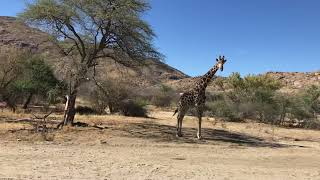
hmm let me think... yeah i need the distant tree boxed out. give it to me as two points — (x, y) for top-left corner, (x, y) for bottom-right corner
(20, 0), (162, 126)
(0, 48), (62, 111)
(303, 85), (320, 116)
(0, 48), (25, 111)
(13, 56), (60, 109)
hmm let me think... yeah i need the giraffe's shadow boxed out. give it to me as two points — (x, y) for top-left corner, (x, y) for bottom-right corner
(120, 121), (300, 148)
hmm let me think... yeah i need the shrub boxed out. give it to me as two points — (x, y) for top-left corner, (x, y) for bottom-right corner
(151, 84), (176, 107)
(90, 78), (149, 117)
(0, 48), (26, 111)
(90, 79), (131, 114)
(12, 55), (61, 109)
(119, 99), (148, 117)
(206, 73), (283, 123)
(206, 100), (240, 121)
(0, 49), (63, 110)
(302, 119), (320, 129)
(282, 85), (320, 129)
(75, 106), (98, 115)
(209, 73), (320, 129)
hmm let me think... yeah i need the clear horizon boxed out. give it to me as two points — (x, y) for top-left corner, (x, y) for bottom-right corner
(1, 0), (320, 77)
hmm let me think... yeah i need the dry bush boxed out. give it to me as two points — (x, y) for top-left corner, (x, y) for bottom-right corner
(90, 79), (131, 114)
(75, 106), (98, 115)
(119, 99), (148, 117)
(0, 48), (25, 111)
(150, 84), (178, 107)
(90, 79), (148, 117)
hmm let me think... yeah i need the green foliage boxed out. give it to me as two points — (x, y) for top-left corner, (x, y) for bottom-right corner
(207, 73), (320, 129)
(226, 72), (282, 104)
(215, 73), (282, 122)
(13, 56), (63, 109)
(19, 0), (162, 65)
(0, 49), (63, 110)
(20, 0), (161, 122)
(303, 85), (320, 114)
(285, 86), (320, 128)
(13, 56), (59, 96)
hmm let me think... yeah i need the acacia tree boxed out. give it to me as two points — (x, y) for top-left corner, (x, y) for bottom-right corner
(20, 0), (162, 126)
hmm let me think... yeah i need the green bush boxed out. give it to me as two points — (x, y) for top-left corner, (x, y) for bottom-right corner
(0, 49), (63, 111)
(207, 73), (320, 129)
(214, 72), (282, 123)
(283, 85), (320, 128)
(12, 56), (62, 109)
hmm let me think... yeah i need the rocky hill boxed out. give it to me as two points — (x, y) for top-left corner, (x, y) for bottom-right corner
(266, 71), (320, 92)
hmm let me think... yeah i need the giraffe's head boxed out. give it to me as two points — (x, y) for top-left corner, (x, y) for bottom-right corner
(216, 55), (227, 71)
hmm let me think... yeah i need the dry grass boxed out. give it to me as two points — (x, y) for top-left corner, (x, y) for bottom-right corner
(1, 109), (320, 145)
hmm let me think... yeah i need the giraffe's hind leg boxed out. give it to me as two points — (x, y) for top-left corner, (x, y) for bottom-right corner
(176, 113), (181, 137)
(176, 108), (187, 137)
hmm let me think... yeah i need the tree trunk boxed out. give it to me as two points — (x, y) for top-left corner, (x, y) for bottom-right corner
(23, 93), (33, 109)
(279, 106), (286, 126)
(63, 94), (77, 126)
(57, 63), (87, 128)
(108, 102), (114, 114)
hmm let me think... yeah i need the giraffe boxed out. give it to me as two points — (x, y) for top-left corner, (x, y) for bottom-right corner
(173, 55), (227, 139)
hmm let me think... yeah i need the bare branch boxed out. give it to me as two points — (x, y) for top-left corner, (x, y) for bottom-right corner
(65, 24), (87, 60)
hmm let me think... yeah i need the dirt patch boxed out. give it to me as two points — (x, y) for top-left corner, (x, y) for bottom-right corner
(1, 111), (320, 179)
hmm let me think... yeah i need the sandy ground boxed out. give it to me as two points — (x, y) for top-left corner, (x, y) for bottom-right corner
(1, 110), (320, 180)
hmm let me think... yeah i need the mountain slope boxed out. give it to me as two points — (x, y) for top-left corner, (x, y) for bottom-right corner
(0, 16), (188, 88)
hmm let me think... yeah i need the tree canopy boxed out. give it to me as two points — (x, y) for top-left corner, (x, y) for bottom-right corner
(20, 0), (162, 67)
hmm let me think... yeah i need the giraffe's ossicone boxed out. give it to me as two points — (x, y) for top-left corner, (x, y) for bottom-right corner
(173, 55), (227, 139)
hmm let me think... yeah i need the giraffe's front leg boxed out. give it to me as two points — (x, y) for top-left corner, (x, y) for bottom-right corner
(197, 117), (202, 140)
(196, 105), (204, 140)
(176, 114), (181, 137)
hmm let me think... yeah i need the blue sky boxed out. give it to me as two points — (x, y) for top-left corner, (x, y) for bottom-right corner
(1, 0), (320, 77)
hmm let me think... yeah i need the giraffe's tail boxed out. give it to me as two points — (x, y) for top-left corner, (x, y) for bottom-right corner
(173, 108), (178, 116)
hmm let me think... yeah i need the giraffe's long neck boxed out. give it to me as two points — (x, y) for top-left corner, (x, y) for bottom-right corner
(194, 64), (219, 92)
